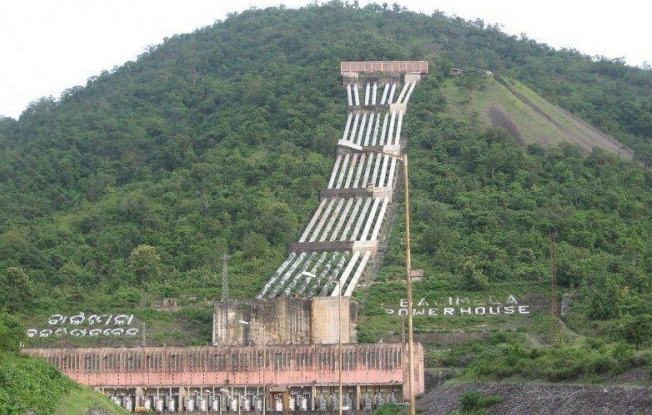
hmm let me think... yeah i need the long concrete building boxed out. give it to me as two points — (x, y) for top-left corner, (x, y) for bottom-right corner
(26, 61), (429, 413)
(27, 342), (423, 412)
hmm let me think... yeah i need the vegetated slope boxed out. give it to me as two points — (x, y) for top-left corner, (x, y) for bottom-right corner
(0, 3), (650, 412)
(53, 386), (129, 415)
(443, 74), (633, 158)
(0, 1), (649, 354)
(0, 351), (127, 415)
(0, 314), (128, 415)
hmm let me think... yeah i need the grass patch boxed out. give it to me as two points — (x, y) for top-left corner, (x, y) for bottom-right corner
(55, 386), (130, 415)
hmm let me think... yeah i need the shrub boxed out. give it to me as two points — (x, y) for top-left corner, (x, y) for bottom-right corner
(357, 327), (379, 343)
(460, 389), (503, 414)
(373, 403), (406, 415)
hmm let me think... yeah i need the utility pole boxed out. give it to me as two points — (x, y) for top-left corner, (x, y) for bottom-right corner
(338, 141), (417, 414)
(403, 154), (416, 415)
(222, 250), (229, 302)
(338, 280), (343, 415)
(222, 250), (230, 345)
(550, 232), (561, 347)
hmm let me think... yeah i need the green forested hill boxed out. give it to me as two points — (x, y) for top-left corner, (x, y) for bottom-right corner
(0, 1), (651, 357)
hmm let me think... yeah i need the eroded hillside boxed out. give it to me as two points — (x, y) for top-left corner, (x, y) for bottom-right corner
(443, 73), (633, 158)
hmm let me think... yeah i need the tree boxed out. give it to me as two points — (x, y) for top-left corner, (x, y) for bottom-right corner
(0, 313), (23, 352)
(242, 232), (270, 259)
(634, 142), (652, 168)
(128, 244), (162, 284)
(0, 267), (33, 312)
(462, 259), (488, 291)
(620, 314), (652, 349)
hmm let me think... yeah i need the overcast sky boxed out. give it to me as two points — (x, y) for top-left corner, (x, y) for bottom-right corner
(1, 0), (650, 119)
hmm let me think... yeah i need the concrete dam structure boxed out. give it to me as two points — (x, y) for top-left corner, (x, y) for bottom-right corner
(25, 61), (429, 413)
(28, 343), (423, 413)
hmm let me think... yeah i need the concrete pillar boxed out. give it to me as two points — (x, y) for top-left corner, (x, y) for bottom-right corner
(356, 385), (361, 410)
(179, 386), (185, 412)
(404, 73), (422, 83)
(135, 387), (143, 408)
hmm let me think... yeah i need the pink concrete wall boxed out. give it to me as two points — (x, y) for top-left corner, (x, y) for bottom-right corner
(25, 343), (424, 395)
(340, 61), (429, 74)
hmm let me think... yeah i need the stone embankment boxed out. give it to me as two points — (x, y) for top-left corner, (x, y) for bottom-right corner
(418, 383), (652, 415)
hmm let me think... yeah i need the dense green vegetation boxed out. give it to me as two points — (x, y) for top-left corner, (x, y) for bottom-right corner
(0, 314), (67, 414)
(0, 314), (129, 415)
(0, 0), (651, 394)
(438, 332), (648, 383)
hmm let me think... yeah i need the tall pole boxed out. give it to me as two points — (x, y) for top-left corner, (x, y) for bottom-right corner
(550, 232), (560, 347)
(222, 251), (229, 345)
(403, 154), (416, 415)
(222, 251), (229, 302)
(262, 326), (266, 415)
(338, 280), (343, 415)
(333, 135), (416, 412)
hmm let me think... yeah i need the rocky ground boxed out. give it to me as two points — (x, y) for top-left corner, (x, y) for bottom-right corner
(418, 382), (652, 415)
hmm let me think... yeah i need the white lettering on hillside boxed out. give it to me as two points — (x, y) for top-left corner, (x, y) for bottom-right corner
(385, 295), (530, 317)
(27, 313), (139, 338)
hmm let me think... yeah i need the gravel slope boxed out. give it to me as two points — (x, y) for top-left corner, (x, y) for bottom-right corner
(418, 383), (652, 415)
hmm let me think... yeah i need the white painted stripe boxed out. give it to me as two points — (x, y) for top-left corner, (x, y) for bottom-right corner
(370, 198), (390, 241)
(379, 113), (389, 145)
(344, 251), (372, 297)
(380, 82), (389, 105)
(388, 83), (397, 104)
(371, 113), (381, 146)
(335, 153), (350, 189)
(353, 83), (360, 106)
(269, 252), (307, 298)
(258, 252), (296, 298)
(356, 113), (368, 146)
(350, 198), (373, 241)
(349, 113), (360, 141)
(352, 153), (366, 188)
(363, 113), (374, 146)
(342, 112), (353, 141)
(346, 84), (353, 106)
(396, 82), (410, 103)
(320, 198), (345, 241)
(386, 157), (398, 188)
(403, 81), (417, 104)
(309, 198), (337, 242)
(332, 251), (361, 296)
(282, 252), (318, 297)
(378, 154), (390, 188)
(364, 82), (370, 106)
(387, 111), (397, 145)
(295, 252), (328, 296)
(343, 153), (358, 189)
(340, 198), (363, 241)
(321, 252), (350, 296)
(299, 199), (328, 242)
(361, 152), (374, 188)
(330, 198), (355, 241)
(327, 154), (343, 189)
(370, 151), (382, 187)
(394, 111), (404, 146)
(360, 197), (382, 241)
